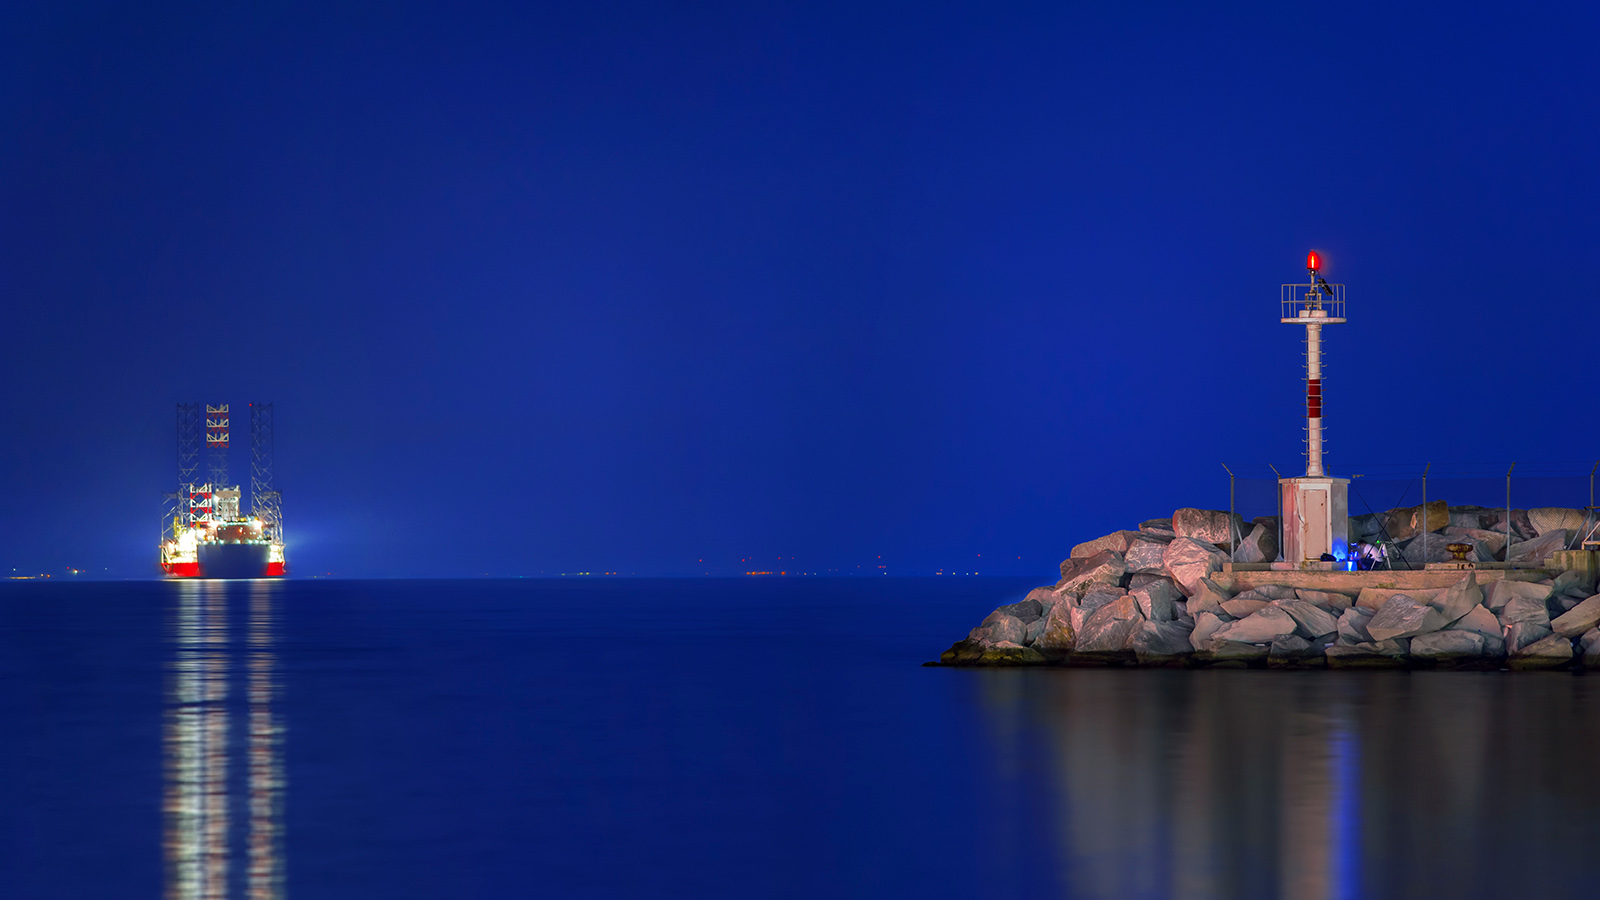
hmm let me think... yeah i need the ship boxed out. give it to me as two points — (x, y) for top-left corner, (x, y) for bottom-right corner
(160, 402), (286, 578)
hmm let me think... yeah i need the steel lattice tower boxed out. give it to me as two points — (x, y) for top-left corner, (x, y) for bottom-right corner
(205, 403), (230, 487)
(165, 403), (203, 540)
(177, 403), (201, 486)
(250, 402), (283, 544)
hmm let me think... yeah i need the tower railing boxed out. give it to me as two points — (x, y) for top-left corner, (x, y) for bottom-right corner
(1279, 282), (1346, 321)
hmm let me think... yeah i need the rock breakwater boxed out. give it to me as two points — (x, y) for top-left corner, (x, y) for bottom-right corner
(937, 505), (1600, 670)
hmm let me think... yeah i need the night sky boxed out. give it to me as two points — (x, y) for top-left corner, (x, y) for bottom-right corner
(4, 1), (1599, 578)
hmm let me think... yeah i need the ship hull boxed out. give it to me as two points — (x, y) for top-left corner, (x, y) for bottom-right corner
(163, 543), (280, 578)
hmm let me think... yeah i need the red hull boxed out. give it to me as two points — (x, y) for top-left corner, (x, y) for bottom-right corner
(161, 556), (285, 578)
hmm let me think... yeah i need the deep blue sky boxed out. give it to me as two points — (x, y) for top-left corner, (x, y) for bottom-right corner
(4, 1), (1599, 578)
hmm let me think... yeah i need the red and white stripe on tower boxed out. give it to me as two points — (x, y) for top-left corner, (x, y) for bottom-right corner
(1281, 252), (1346, 477)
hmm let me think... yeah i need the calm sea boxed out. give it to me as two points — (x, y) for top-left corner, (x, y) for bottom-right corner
(2, 577), (1596, 899)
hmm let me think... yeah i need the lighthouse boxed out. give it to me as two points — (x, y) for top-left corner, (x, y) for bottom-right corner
(1277, 252), (1351, 567)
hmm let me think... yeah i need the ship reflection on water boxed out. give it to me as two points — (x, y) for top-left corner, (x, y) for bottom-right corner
(975, 669), (1600, 899)
(165, 580), (284, 900)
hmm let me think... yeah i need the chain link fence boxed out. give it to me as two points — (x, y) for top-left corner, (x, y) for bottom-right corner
(1221, 461), (1600, 568)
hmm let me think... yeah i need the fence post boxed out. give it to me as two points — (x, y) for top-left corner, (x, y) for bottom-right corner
(1421, 462), (1431, 564)
(1221, 463), (1236, 563)
(1268, 463), (1283, 563)
(1505, 462), (1517, 562)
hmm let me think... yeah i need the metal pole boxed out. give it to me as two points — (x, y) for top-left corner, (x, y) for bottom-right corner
(1506, 462), (1517, 562)
(1222, 463), (1236, 563)
(1268, 463), (1283, 562)
(1421, 462), (1430, 563)
(1577, 460), (1599, 552)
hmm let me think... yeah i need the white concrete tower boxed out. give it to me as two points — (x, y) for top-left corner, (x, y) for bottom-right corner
(1277, 252), (1351, 566)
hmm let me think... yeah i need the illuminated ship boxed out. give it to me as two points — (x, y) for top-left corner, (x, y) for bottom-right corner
(160, 402), (286, 578)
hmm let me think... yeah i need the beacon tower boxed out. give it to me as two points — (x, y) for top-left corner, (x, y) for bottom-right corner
(1278, 253), (1350, 566)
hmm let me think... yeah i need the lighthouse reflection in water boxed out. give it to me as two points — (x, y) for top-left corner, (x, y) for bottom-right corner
(164, 580), (284, 900)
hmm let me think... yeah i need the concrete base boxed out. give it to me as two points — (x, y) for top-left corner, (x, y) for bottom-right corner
(1547, 550), (1598, 592)
(1268, 560), (1343, 571)
(1213, 564), (1554, 594)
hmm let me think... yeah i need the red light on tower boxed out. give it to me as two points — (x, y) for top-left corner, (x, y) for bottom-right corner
(1306, 251), (1320, 272)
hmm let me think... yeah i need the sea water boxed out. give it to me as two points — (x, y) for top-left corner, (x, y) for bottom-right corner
(1, 578), (1596, 899)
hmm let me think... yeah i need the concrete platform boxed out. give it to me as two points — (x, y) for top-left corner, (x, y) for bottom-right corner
(1214, 562), (1556, 594)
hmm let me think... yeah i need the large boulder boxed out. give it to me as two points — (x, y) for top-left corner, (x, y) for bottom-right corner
(1482, 509), (1536, 541)
(1444, 526), (1507, 557)
(1163, 538), (1228, 597)
(977, 641), (1047, 665)
(1506, 621), (1553, 654)
(1057, 550), (1127, 594)
(1411, 631), (1488, 659)
(1187, 577), (1232, 617)
(1500, 596), (1551, 629)
(1337, 607), (1374, 644)
(1190, 612), (1230, 651)
(1581, 628), (1600, 667)
(1528, 507), (1587, 537)
(1348, 513), (1382, 542)
(1221, 596), (1270, 619)
(1215, 606), (1298, 644)
(1485, 579), (1550, 613)
(1268, 635), (1326, 667)
(1431, 572), (1484, 625)
(1277, 600), (1339, 639)
(1139, 518), (1176, 538)
(1551, 570), (1591, 600)
(994, 597), (1042, 623)
(1506, 529), (1569, 564)
(1172, 508), (1246, 546)
(1401, 533), (1476, 565)
(1367, 595), (1446, 642)
(1033, 601), (1076, 653)
(1022, 586), (1059, 613)
(1327, 639), (1409, 665)
(1024, 617), (1047, 645)
(1123, 536), (1171, 574)
(1071, 586), (1126, 637)
(1296, 589), (1353, 613)
(1208, 641), (1270, 662)
(1071, 530), (1145, 559)
(970, 612), (1026, 646)
(1076, 595), (1145, 652)
(1447, 605), (1504, 642)
(1132, 620), (1195, 663)
(1552, 595), (1600, 637)
(1131, 577), (1183, 622)
(1508, 633), (1574, 670)
(1384, 499), (1449, 541)
(1241, 584), (1298, 601)
(1235, 523), (1279, 563)
(1449, 506), (1496, 530)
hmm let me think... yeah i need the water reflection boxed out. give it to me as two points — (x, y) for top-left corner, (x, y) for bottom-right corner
(976, 670), (1600, 900)
(165, 580), (284, 900)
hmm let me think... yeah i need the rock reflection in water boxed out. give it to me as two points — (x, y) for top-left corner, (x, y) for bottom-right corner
(975, 670), (1600, 900)
(165, 581), (284, 900)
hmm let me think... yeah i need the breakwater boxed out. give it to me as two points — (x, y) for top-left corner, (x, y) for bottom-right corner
(937, 506), (1600, 669)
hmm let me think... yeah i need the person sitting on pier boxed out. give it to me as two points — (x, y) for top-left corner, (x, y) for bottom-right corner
(1354, 539), (1388, 570)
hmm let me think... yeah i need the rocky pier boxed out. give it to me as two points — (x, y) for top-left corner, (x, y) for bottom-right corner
(936, 505), (1600, 670)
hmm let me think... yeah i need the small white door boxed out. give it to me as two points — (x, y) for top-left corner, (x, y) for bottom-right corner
(1306, 490), (1328, 559)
